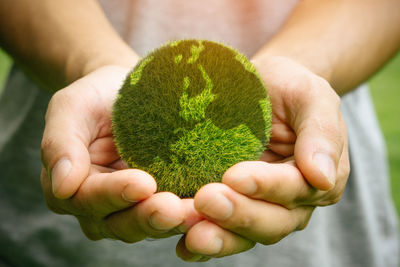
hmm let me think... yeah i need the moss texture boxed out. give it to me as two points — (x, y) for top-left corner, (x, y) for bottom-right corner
(112, 40), (272, 197)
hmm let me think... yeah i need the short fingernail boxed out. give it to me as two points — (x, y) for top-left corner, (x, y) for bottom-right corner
(199, 193), (233, 221)
(206, 236), (223, 255)
(149, 212), (181, 231)
(121, 184), (139, 203)
(51, 157), (72, 194)
(230, 175), (257, 195)
(313, 152), (336, 186)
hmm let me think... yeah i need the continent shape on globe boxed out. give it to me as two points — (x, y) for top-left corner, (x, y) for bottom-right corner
(112, 39), (272, 197)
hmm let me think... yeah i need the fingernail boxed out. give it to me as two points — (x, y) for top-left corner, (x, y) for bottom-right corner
(206, 236), (223, 255)
(230, 175), (257, 195)
(313, 152), (336, 186)
(199, 193), (233, 221)
(51, 157), (72, 194)
(121, 184), (139, 203)
(149, 212), (181, 231)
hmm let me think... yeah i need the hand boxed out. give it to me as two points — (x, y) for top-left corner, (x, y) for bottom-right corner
(176, 56), (350, 261)
(40, 65), (202, 242)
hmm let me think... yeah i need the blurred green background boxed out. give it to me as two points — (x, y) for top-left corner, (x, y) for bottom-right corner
(0, 48), (399, 218)
(369, 53), (400, 217)
(0, 49), (10, 87)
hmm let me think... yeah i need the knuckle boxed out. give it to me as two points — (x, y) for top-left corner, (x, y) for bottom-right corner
(295, 207), (314, 231)
(70, 190), (93, 216)
(48, 88), (79, 115)
(281, 77), (311, 106)
(40, 136), (56, 156)
(42, 189), (70, 215)
(230, 214), (255, 233)
(328, 189), (344, 205)
(78, 219), (103, 241)
(296, 218), (310, 231)
(316, 192), (342, 206)
(84, 234), (102, 241)
(330, 195), (342, 205)
(278, 223), (295, 240)
(252, 223), (294, 246)
(51, 88), (70, 103)
(105, 215), (146, 243)
(315, 76), (339, 101)
(47, 89), (67, 115)
(293, 184), (318, 206)
(258, 232), (287, 246)
(45, 199), (67, 215)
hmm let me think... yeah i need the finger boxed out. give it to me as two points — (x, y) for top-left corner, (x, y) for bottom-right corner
(40, 66), (127, 199)
(270, 118), (296, 144)
(41, 167), (69, 214)
(88, 136), (120, 166)
(222, 161), (320, 208)
(259, 150), (285, 162)
(71, 169), (157, 217)
(289, 79), (344, 190)
(194, 183), (314, 245)
(177, 220), (255, 260)
(176, 236), (211, 262)
(41, 88), (93, 199)
(105, 192), (186, 242)
(41, 168), (156, 217)
(176, 199), (204, 234)
(267, 141), (294, 157)
(109, 159), (129, 170)
(319, 127), (350, 204)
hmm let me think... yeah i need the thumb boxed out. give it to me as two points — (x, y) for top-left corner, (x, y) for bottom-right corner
(41, 89), (91, 199)
(292, 81), (344, 191)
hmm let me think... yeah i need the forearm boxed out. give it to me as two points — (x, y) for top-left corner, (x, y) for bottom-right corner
(254, 0), (400, 95)
(0, 0), (138, 92)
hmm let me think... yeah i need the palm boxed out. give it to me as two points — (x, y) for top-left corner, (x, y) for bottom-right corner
(41, 65), (198, 243)
(74, 68), (131, 175)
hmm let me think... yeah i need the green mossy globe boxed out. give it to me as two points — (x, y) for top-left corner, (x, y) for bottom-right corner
(112, 40), (272, 198)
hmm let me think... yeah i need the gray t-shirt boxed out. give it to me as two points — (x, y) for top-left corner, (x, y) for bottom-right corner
(0, 1), (399, 266)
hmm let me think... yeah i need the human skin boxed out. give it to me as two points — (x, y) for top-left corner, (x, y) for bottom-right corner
(1, 0), (399, 262)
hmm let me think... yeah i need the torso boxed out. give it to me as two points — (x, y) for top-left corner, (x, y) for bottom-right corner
(98, 0), (299, 56)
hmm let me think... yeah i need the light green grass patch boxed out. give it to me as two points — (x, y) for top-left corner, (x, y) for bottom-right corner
(0, 49), (11, 94)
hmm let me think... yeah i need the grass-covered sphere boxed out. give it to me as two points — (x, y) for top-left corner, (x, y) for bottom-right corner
(112, 40), (272, 197)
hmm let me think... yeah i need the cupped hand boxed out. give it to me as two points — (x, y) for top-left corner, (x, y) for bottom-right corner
(40, 65), (202, 242)
(176, 56), (350, 261)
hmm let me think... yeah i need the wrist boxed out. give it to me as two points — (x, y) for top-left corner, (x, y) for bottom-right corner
(65, 42), (139, 85)
(251, 53), (335, 93)
(252, 48), (333, 88)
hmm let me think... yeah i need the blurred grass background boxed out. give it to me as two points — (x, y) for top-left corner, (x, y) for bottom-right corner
(0, 48), (399, 217)
(369, 53), (400, 217)
(0, 49), (10, 87)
